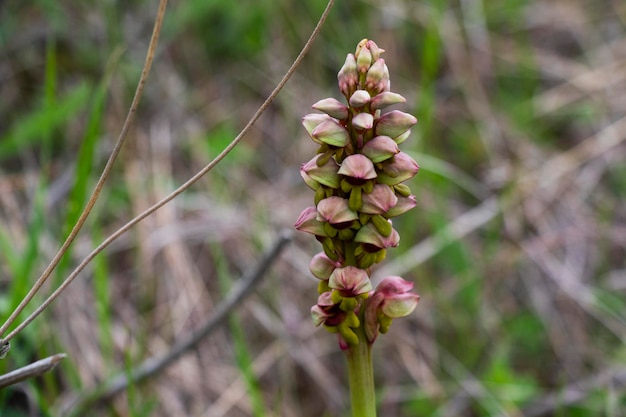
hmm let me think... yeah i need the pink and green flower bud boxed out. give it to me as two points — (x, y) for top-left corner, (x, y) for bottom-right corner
(338, 53), (358, 97)
(312, 292), (344, 326)
(355, 40), (373, 73)
(295, 207), (327, 237)
(338, 154), (377, 183)
(300, 154), (340, 190)
(364, 276), (419, 342)
(317, 196), (358, 226)
(355, 39), (384, 73)
(375, 110), (417, 140)
(365, 58), (388, 93)
(312, 97), (349, 120)
(349, 90), (371, 108)
(310, 252), (340, 280)
(362, 135), (399, 163)
(329, 266), (373, 298)
(377, 275), (415, 295)
(355, 222), (400, 252)
(361, 184), (398, 215)
(352, 112), (374, 130)
(356, 39), (384, 60)
(380, 289), (420, 319)
(312, 119), (350, 148)
(384, 195), (417, 218)
(311, 304), (330, 327)
(370, 92), (406, 110)
(376, 276), (420, 328)
(377, 152), (419, 186)
(302, 113), (334, 142)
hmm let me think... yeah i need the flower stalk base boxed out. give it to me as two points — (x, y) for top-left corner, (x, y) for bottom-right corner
(345, 322), (376, 417)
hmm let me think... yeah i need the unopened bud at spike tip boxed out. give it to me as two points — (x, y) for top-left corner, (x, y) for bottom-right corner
(338, 54), (358, 98)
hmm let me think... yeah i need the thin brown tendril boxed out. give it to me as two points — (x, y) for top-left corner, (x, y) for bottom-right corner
(0, 0), (168, 344)
(0, 0), (335, 344)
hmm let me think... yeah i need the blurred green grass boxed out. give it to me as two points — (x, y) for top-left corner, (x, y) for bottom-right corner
(1, 0), (625, 416)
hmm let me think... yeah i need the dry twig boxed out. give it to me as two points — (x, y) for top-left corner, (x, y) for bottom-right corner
(61, 231), (291, 416)
(0, 354), (67, 390)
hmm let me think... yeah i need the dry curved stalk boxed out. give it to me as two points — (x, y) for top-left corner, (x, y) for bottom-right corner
(0, 0), (169, 346)
(61, 231), (292, 416)
(0, 0), (335, 348)
(0, 0), (334, 380)
(0, 354), (67, 389)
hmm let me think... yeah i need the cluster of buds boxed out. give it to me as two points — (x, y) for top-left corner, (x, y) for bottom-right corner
(295, 39), (420, 348)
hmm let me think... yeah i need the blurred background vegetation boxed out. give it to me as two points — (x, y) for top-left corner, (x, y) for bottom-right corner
(1, 0), (626, 416)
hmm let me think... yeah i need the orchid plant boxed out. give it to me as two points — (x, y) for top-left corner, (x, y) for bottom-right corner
(295, 39), (421, 417)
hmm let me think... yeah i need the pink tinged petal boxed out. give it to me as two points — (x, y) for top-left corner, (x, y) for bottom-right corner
(361, 184), (398, 215)
(312, 120), (350, 147)
(311, 305), (330, 326)
(300, 168), (321, 190)
(365, 39), (384, 61)
(370, 92), (406, 110)
(300, 155), (340, 189)
(355, 222), (399, 251)
(312, 98), (349, 120)
(375, 110), (417, 139)
(381, 152), (419, 184)
(302, 114), (334, 142)
(362, 135), (399, 163)
(383, 67), (391, 92)
(294, 207), (327, 236)
(349, 90), (371, 108)
(317, 291), (335, 307)
(364, 292), (385, 342)
(338, 154), (377, 181)
(352, 112), (374, 130)
(376, 276), (415, 295)
(329, 266), (373, 296)
(384, 195), (417, 217)
(338, 53), (358, 97)
(316, 196), (358, 225)
(309, 252), (340, 280)
(365, 58), (388, 92)
(381, 293), (420, 318)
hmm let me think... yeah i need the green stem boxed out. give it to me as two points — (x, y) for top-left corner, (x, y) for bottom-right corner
(345, 321), (376, 417)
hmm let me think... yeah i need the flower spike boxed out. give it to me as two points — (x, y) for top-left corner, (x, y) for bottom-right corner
(295, 39), (420, 350)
